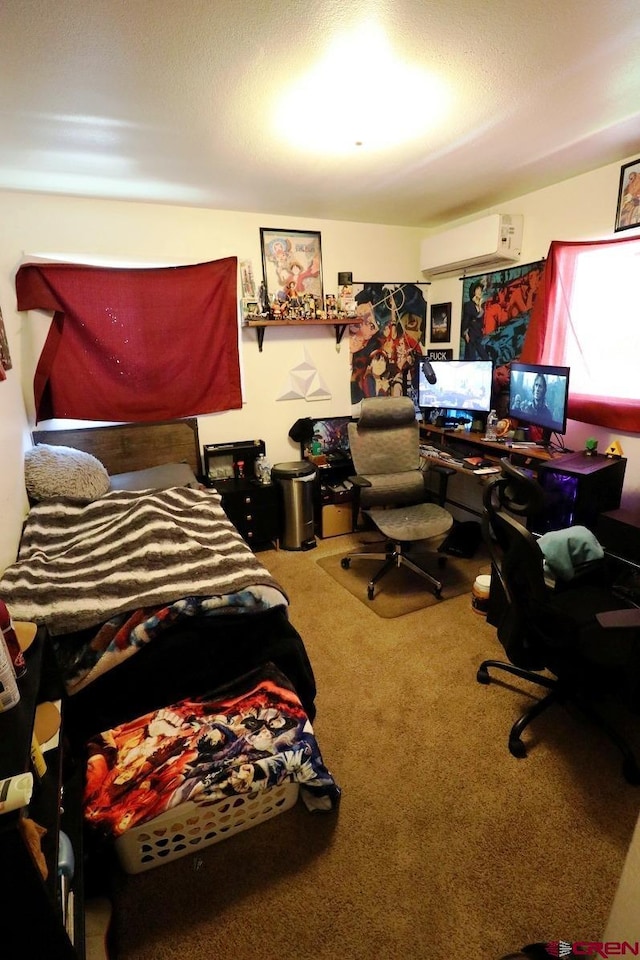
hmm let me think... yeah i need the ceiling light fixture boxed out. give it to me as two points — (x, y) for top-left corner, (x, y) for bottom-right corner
(274, 21), (448, 155)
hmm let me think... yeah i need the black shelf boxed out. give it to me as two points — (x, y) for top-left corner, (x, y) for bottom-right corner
(0, 630), (85, 959)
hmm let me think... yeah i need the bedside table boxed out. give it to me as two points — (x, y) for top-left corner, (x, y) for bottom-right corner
(204, 478), (278, 549)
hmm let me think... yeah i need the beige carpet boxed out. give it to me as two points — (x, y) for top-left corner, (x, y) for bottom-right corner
(317, 539), (491, 617)
(104, 532), (640, 960)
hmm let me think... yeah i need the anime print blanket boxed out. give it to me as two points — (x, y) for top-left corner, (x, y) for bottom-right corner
(84, 663), (341, 838)
(0, 488), (288, 688)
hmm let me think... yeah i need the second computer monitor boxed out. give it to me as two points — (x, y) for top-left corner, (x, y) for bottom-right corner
(508, 361), (570, 436)
(418, 359), (493, 414)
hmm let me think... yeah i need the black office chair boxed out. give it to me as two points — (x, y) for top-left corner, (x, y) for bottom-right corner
(477, 458), (640, 784)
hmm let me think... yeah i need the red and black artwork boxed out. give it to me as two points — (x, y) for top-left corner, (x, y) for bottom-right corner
(459, 261), (544, 418)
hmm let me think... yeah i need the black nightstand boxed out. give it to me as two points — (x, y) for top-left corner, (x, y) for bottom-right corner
(204, 478), (278, 549)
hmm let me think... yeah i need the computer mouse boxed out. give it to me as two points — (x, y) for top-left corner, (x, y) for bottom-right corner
(422, 360), (437, 384)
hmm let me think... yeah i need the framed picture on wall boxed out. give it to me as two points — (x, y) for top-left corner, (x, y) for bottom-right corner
(429, 302), (451, 343)
(260, 228), (323, 307)
(614, 157), (640, 232)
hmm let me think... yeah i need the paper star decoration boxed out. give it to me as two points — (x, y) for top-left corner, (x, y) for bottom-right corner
(276, 348), (331, 402)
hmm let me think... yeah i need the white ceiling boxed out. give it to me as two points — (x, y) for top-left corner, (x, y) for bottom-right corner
(2, 0), (640, 228)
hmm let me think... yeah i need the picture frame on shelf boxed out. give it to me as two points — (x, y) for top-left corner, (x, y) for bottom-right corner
(614, 157), (640, 232)
(239, 259), (257, 299)
(430, 302), (452, 343)
(241, 299), (260, 321)
(260, 228), (323, 308)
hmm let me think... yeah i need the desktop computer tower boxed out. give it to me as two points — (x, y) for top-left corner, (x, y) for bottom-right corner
(533, 452), (626, 534)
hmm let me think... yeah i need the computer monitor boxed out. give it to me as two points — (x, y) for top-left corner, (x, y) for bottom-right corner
(308, 416), (352, 456)
(417, 359), (493, 414)
(508, 361), (570, 443)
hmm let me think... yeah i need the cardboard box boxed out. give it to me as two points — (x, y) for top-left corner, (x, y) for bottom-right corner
(319, 503), (353, 538)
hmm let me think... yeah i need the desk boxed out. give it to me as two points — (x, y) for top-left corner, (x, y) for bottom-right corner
(418, 426), (625, 529)
(419, 423), (557, 465)
(595, 508), (640, 570)
(420, 452), (496, 519)
(419, 425), (555, 520)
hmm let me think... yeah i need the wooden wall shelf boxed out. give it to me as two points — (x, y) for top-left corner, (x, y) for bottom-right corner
(243, 318), (349, 351)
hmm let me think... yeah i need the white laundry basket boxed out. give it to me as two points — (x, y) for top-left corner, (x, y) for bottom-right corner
(114, 782), (299, 874)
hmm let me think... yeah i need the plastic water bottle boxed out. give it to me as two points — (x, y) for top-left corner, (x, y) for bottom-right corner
(254, 454), (271, 484)
(486, 409), (498, 441)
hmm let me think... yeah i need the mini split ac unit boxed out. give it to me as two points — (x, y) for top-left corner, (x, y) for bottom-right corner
(420, 214), (524, 278)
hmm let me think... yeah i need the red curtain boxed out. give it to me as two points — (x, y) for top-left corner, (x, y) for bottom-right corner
(16, 258), (241, 423)
(521, 238), (640, 433)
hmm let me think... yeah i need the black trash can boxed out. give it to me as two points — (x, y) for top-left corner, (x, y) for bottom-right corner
(271, 461), (317, 550)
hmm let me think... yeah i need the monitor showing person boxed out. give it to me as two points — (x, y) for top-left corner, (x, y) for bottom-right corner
(508, 362), (570, 436)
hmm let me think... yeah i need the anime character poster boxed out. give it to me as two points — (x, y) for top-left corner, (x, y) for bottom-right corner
(349, 283), (427, 404)
(459, 261), (544, 417)
(260, 228), (323, 306)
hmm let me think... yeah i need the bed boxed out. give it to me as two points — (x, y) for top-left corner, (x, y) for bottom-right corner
(0, 418), (339, 869)
(0, 418), (318, 741)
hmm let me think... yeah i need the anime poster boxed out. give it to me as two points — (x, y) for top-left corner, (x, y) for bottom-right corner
(260, 228), (323, 306)
(0, 306), (12, 380)
(349, 283), (427, 404)
(459, 261), (544, 417)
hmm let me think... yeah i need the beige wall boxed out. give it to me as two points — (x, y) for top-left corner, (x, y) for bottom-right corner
(0, 156), (638, 938)
(603, 810), (640, 942)
(0, 192), (422, 570)
(427, 158), (640, 509)
(1, 154), (639, 574)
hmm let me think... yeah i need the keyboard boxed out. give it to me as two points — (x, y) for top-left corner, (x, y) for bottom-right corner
(420, 442), (501, 475)
(420, 444), (464, 466)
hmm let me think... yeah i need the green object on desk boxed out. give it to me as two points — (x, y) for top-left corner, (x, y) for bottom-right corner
(585, 437), (598, 454)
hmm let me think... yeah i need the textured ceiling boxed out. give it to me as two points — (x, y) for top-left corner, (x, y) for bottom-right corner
(1, 0), (640, 227)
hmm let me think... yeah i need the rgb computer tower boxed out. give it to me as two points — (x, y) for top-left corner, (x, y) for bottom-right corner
(533, 452), (626, 534)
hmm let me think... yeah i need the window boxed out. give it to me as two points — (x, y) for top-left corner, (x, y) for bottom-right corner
(522, 236), (640, 432)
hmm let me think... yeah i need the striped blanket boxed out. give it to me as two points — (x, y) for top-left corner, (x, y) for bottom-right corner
(0, 487), (287, 638)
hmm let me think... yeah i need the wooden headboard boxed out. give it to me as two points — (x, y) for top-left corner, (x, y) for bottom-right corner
(32, 418), (202, 477)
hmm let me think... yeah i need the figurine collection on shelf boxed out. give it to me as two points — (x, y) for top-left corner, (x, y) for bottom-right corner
(244, 281), (357, 322)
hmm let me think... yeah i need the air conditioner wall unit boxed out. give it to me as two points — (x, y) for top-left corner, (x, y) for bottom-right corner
(420, 214), (524, 278)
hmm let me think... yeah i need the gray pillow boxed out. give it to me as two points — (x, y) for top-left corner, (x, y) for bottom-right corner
(25, 444), (111, 502)
(109, 462), (200, 491)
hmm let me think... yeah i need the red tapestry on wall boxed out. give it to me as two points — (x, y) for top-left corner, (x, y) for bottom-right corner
(16, 258), (241, 423)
